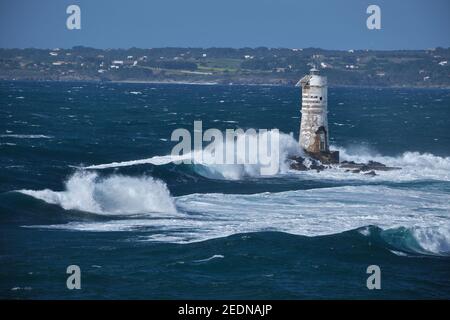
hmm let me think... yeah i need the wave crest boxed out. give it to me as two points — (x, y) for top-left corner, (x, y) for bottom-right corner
(191, 130), (301, 180)
(85, 130), (302, 180)
(27, 185), (449, 248)
(335, 147), (450, 181)
(83, 132), (450, 182)
(18, 171), (178, 215)
(360, 225), (450, 256)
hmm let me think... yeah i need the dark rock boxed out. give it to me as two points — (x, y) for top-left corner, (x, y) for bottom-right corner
(360, 165), (371, 172)
(289, 156), (305, 162)
(339, 160), (400, 172)
(290, 161), (308, 171)
(371, 165), (401, 171)
(340, 162), (363, 169)
(306, 150), (340, 164)
(289, 156), (308, 171)
(289, 154), (400, 174)
(368, 160), (385, 167)
(310, 163), (325, 172)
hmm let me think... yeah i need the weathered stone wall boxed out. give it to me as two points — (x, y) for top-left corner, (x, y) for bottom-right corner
(299, 75), (328, 154)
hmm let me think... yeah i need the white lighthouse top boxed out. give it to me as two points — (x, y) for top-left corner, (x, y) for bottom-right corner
(296, 67), (327, 87)
(309, 73), (327, 86)
(310, 67), (319, 75)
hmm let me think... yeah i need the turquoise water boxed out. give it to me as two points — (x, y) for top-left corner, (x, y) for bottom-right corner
(1, 81), (449, 299)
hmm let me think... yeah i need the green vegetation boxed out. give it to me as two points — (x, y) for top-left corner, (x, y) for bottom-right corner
(0, 46), (449, 87)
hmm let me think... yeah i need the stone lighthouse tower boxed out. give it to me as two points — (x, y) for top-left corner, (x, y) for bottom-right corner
(296, 67), (339, 163)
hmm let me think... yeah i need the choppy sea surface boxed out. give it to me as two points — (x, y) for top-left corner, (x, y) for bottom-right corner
(1, 81), (449, 299)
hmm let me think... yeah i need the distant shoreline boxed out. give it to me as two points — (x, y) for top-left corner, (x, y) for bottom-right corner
(110, 79), (220, 86)
(2, 78), (450, 90)
(1, 47), (449, 89)
(113, 80), (450, 89)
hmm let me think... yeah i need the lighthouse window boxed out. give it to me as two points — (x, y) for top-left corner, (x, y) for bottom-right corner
(320, 97), (322, 101)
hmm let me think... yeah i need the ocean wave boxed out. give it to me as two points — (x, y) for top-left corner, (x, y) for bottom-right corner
(360, 225), (450, 257)
(328, 146), (450, 182)
(82, 131), (450, 182)
(291, 154), (450, 182)
(194, 130), (300, 180)
(23, 184), (450, 253)
(0, 134), (53, 139)
(84, 154), (191, 169)
(18, 171), (178, 216)
(84, 130), (301, 180)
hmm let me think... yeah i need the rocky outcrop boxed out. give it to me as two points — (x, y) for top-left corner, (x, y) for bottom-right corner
(340, 160), (401, 172)
(289, 156), (327, 172)
(289, 157), (309, 171)
(289, 156), (401, 176)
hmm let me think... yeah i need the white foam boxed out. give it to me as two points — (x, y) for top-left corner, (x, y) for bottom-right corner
(193, 255), (224, 263)
(18, 171), (178, 216)
(389, 250), (409, 257)
(191, 130), (301, 180)
(84, 154), (191, 169)
(83, 132), (450, 182)
(0, 134), (52, 139)
(27, 185), (450, 251)
(84, 130), (301, 180)
(409, 225), (450, 255)
(314, 146), (450, 182)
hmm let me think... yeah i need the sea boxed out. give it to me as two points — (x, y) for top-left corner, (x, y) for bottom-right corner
(0, 81), (449, 299)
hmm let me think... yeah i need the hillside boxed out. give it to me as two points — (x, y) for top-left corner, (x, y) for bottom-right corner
(0, 47), (449, 87)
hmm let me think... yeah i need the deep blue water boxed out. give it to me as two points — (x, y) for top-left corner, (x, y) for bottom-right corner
(0, 81), (449, 299)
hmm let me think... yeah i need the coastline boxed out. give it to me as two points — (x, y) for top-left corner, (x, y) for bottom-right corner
(2, 78), (450, 90)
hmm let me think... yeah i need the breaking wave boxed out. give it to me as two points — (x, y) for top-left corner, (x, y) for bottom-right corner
(18, 171), (178, 216)
(22, 183), (450, 255)
(333, 146), (450, 182)
(85, 130), (301, 180)
(191, 130), (300, 179)
(82, 131), (450, 182)
(84, 154), (191, 169)
(361, 225), (450, 257)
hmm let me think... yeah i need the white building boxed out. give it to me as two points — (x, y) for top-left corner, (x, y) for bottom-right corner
(296, 68), (339, 163)
(296, 67), (329, 154)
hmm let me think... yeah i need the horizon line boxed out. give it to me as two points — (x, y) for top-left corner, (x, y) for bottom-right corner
(1, 46), (449, 52)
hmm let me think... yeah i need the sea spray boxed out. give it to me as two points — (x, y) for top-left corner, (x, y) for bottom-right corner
(23, 185), (450, 250)
(85, 130), (302, 179)
(84, 140), (450, 182)
(19, 171), (178, 215)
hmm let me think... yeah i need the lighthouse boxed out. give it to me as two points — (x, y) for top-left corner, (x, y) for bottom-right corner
(296, 67), (339, 164)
